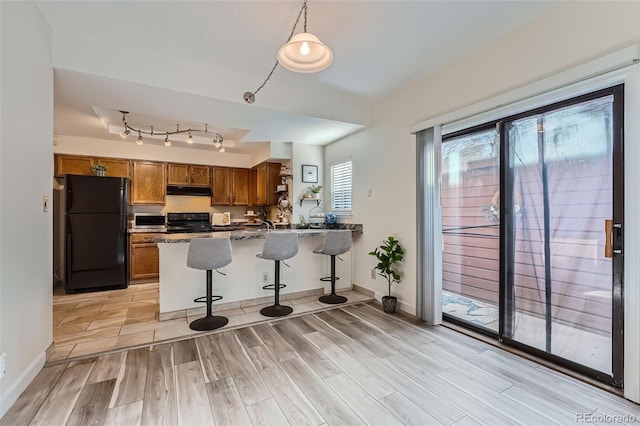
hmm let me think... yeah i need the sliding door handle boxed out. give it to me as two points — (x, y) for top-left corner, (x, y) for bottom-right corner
(605, 220), (613, 258)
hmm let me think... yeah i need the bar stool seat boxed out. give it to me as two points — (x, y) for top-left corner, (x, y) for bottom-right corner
(314, 230), (352, 304)
(187, 237), (232, 331)
(257, 232), (298, 317)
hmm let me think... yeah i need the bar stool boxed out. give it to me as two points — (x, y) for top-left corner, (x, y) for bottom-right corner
(187, 237), (232, 331)
(257, 232), (298, 317)
(314, 230), (352, 304)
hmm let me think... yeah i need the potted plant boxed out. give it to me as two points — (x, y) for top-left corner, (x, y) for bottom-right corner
(307, 184), (322, 199)
(369, 236), (405, 313)
(92, 163), (107, 176)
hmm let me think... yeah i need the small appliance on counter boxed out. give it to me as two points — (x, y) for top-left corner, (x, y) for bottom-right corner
(133, 213), (166, 231)
(212, 212), (231, 226)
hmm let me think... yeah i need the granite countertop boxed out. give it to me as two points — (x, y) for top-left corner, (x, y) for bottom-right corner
(154, 224), (363, 244)
(128, 228), (167, 234)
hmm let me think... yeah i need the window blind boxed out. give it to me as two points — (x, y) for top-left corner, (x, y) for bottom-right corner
(331, 160), (352, 213)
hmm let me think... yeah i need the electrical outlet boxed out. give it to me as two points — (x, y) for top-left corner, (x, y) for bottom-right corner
(371, 268), (376, 279)
(262, 272), (269, 284)
(367, 187), (372, 198)
(0, 352), (6, 379)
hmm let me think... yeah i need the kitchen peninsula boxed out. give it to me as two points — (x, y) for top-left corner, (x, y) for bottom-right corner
(155, 226), (362, 316)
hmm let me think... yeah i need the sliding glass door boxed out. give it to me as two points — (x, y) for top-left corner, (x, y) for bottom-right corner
(442, 85), (624, 385)
(441, 126), (500, 332)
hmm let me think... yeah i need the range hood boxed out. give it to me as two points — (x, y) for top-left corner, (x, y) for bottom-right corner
(166, 185), (212, 197)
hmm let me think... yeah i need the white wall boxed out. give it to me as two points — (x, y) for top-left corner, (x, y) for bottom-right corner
(325, 0), (640, 314)
(292, 143), (325, 224)
(0, 1), (53, 417)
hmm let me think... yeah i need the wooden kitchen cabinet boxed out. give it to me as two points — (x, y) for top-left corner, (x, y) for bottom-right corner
(232, 168), (249, 205)
(130, 233), (159, 281)
(167, 163), (211, 187)
(167, 163), (189, 185)
(55, 154), (130, 178)
(189, 165), (211, 186)
(132, 161), (166, 204)
(211, 167), (249, 205)
(211, 167), (231, 205)
(249, 168), (257, 207)
(252, 162), (281, 206)
(97, 158), (130, 178)
(55, 155), (94, 177)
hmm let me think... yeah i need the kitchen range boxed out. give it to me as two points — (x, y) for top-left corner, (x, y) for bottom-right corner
(165, 212), (247, 233)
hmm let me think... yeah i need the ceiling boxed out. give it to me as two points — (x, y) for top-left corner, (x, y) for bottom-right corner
(37, 0), (563, 154)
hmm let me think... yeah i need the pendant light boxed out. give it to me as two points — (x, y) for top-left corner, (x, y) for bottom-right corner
(243, 0), (332, 103)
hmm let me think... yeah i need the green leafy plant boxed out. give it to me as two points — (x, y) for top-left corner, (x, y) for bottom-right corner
(309, 184), (323, 194)
(369, 236), (405, 297)
(92, 163), (107, 172)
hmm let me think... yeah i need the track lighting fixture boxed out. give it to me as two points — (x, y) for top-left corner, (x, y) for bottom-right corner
(243, 0), (332, 104)
(119, 111), (225, 152)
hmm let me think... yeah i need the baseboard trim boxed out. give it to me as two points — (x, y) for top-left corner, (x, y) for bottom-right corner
(45, 342), (55, 362)
(373, 291), (416, 316)
(0, 352), (46, 419)
(352, 284), (374, 297)
(160, 287), (326, 321)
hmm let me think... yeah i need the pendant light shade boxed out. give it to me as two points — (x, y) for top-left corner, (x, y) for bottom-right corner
(277, 32), (333, 73)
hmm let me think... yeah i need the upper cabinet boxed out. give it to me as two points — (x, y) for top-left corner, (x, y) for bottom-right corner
(132, 161), (166, 205)
(97, 158), (130, 178)
(190, 165), (211, 187)
(232, 168), (249, 206)
(167, 163), (211, 187)
(53, 154), (281, 207)
(55, 155), (130, 178)
(251, 162), (281, 206)
(167, 163), (189, 185)
(211, 167), (249, 206)
(55, 155), (94, 177)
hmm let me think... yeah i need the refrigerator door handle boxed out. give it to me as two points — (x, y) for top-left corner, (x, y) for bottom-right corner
(120, 180), (128, 233)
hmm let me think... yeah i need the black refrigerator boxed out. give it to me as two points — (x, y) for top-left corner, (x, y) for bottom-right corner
(65, 174), (129, 293)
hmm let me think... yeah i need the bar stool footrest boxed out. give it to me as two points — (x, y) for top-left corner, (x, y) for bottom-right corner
(194, 295), (223, 304)
(189, 315), (228, 331)
(319, 276), (340, 282)
(262, 283), (287, 290)
(319, 293), (348, 304)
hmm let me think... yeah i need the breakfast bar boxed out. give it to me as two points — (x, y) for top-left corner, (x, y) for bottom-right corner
(154, 226), (362, 316)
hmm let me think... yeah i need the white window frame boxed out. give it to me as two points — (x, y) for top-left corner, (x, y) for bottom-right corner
(330, 159), (352, 216)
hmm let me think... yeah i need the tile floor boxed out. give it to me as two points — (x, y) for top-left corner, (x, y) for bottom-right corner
(52, 283), (373, 361)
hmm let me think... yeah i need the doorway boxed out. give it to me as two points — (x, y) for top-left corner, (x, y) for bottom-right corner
(441, 85), (624, 386)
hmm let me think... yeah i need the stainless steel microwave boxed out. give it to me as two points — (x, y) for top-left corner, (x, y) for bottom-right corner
(133, 213), (166, 230)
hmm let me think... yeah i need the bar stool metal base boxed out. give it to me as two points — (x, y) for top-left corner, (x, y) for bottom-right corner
(318, 255), (348, 305)
(260, 304), (293, 317)
(189, 315), (229, 331)
(319, 293), (348, 304)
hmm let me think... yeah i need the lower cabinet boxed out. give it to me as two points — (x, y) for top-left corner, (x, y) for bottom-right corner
(130, 233), (160, 281)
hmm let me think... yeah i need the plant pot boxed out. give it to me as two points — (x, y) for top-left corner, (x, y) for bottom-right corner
(382, 296), (397, 313)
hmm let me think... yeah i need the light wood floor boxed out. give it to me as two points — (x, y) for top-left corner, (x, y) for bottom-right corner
(52, 282), (372, 360)
(5, 302), (640, 425)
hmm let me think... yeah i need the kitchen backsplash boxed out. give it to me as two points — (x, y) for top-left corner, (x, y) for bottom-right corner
(129, 195), (248, 220)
